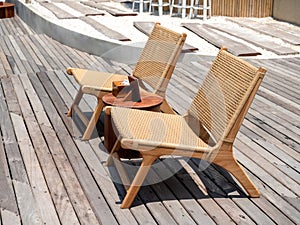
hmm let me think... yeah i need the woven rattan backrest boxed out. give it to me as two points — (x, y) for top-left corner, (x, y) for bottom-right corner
(186, 48), (266, 144)
(132, 23), (186, 96)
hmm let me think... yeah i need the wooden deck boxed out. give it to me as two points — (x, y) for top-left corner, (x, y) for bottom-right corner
(0, 16), (299, 225)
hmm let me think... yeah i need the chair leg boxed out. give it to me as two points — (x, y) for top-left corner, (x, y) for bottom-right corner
(82, 99), (104, 140)
(169, 0), (174, 15)
(215, 154), (260, 197)
(106, 140), (121, 166)
(121, 155), (157, 208)
(67, 88), (83, 117)
(160, 99), (176, 114)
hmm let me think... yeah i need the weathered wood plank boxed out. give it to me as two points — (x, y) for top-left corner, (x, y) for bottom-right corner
(30, 71), (117, 224)
(13, 36), (40, 72)
(1, 36), (24, 74)
(236, 133), (299, 195)
(241, 118), (300, 180)
(63, 1), (105, 16)
(133, 21), (199, 53)
(13, 73), (84, 225)
(45, 70), (145, 224)
(12, 16), (33, 35)
(0, 83), (21, 225)
(0, 19), (10, 36)
(3, 19), (17, 36)
(10, 75), (62, 225)
(31, 34), (65, 70)
(204, 23), (299, 55)
(81, 1), (138, 16)
(0, 78), (43, 225)
(40, 2), (78, 19)
(237, 154), (300, 224)
(235, 139), (300, 212)
(258, 85), (300, 119)
(181, 23), (261, 56)
(16, 35), (45, 72)
(165, 159), (236, 224)
(226, 18), (300, 45)
(22, 35), (52, 71)
(81, 17), (131, 41)
(190, 159), (276, 224)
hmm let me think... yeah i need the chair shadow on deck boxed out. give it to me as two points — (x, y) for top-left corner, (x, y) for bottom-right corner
(70, 111), (105, 139)
(107, 156), (248, 207)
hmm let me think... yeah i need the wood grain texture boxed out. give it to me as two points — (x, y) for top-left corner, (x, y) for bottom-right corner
(0, 14), (299, 225)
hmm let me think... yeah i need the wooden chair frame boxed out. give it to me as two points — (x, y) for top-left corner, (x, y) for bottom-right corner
(105, 47), (266, 208)
(66, 23), (186, 140)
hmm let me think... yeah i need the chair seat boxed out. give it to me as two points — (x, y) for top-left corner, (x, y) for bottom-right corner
(68, 68), (128, 92)
(111, 107), (210, 151)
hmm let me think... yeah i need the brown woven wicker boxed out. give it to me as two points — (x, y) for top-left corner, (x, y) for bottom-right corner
(66, 23), (186, 140)
(106, 47), (266, 208)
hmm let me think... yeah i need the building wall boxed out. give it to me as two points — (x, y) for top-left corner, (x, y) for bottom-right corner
(211, 0), (273, 17)
(273, 0), (300, 25)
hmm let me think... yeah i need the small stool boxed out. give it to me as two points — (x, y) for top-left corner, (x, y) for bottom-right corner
(170, 0), (192, 18)
(189, 0), (211, 20)
(132, 0), (151, 13)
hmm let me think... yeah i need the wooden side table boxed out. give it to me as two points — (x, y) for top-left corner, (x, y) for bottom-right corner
(103, 91), (163, 158)
(0, 3), (14, 19)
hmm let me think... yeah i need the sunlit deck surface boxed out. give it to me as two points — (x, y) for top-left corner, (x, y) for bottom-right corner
(0, 16), (299, 225)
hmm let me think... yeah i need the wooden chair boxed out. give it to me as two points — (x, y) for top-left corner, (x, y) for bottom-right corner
(105, 47), (266, 208)
(132, 0), (151, 12)
(149, 0), (171, 16)
(170, 0), (193, 18)
(189, 0), (212, 20)
(66, 23), (186, 140)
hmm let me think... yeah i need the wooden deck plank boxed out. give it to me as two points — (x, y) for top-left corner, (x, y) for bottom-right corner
(181, 23), (261, 56)
(12, 16), (34, 35)
(15, 73), (93, 225)
(237, 154), (300, 225)
(1, 36), (25, 74)
(165, 159), (236, 225)
(32, 34), (65, 70)
(236, 132), (299, 196)
(40, 2), (78, 19)
(81, 1), (138, 16)
(0, 78), (44, 225)
(13, 36), (41, 72)
(4, 19), (17, 36)
(16, 35), (45, 71)
(188, 160), (273, 224)
(81, 17), (131, 41)
(226, 18), (300, 45)
(63, 1), (105, 16)
(160, 160), (231, 224)
(10, 74), (65, 225)
(0, 83), (21, 225)
(45, 71), (154, 224)
(240, 119), (300, 182)
(133, 21), (199, 53)
(29, 71), (118, 224)
(203, 23), (299, 55)
(0, 50), (12, 77)
(267, 21), (300, 37)
(1, 15), (300, 225)
(22, 35), (52, 71)
(0, 19), (10, 36)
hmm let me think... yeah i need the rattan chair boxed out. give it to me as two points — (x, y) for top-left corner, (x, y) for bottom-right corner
(105, 47), (266, 208)
(66, 23), (186, 140)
